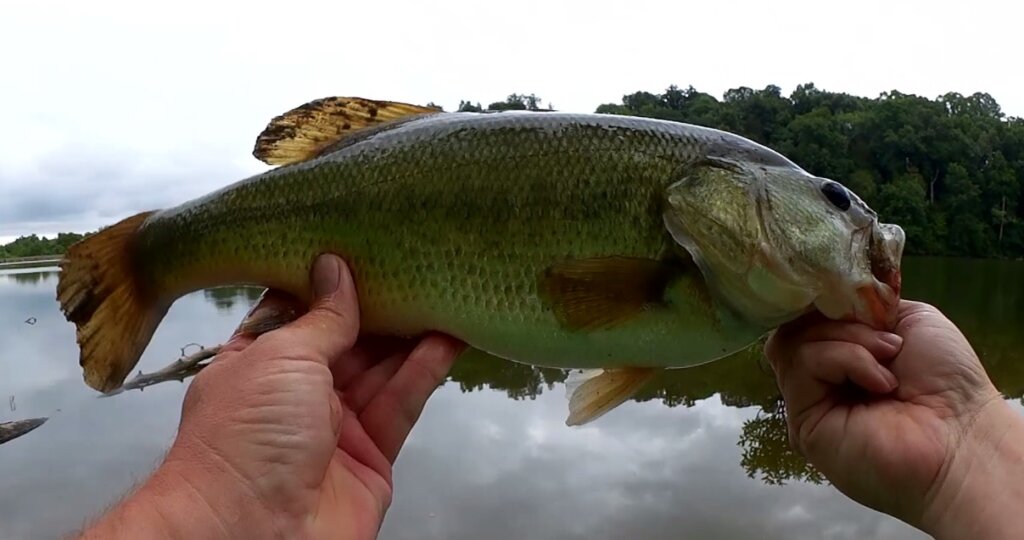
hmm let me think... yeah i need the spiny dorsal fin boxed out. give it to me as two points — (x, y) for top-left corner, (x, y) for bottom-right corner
(253, 97), (442, 166)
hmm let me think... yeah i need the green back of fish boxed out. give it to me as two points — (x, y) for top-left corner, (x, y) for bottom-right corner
(135, 112), (790, 369)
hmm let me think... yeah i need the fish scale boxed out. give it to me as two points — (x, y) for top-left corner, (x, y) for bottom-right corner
(134, 114), (765, 367)
(57, 100), (902, 424)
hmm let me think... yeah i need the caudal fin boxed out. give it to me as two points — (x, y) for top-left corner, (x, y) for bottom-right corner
(56, 211), (167, 393)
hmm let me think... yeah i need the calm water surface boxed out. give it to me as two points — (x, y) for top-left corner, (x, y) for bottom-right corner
(2, 257), (1022, 539)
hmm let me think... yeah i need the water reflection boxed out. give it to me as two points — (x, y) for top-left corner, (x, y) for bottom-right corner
(4, 270), (55, 285)
(191, 284), (811, 484)
(2, 258), (1019, 539)
(202, 286), (265, 312)
(443, 257), (1024, 486)
(120, 257), (1024, 488)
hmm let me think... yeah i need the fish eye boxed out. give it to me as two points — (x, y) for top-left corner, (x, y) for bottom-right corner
(821, 181), (851, 211)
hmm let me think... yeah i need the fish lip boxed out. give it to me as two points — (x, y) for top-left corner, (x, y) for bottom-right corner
(814, 221), (904, 331)
(857, 222), (906, 330)
(870, 223), (905, 296)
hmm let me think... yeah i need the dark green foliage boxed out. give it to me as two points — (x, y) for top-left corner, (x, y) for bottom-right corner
(597, 84), (1024, 259)
(458, 93), (554, 113)
(457, 100), (484, 112)
(8, 84), (1024, 260)
(0, 232), (87, 260)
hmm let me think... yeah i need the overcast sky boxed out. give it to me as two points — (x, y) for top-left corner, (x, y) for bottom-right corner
(1, 0), (1020, 243)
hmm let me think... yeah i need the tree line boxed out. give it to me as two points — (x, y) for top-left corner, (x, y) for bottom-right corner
(0, 232), (85, 260)
(461, 87), (1024, 259)
(6, 85), (1022, 259)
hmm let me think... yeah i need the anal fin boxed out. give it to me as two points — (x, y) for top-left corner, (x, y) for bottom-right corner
(565, 367), (660, 426)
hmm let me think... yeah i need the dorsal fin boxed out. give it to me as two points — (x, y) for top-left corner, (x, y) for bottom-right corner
(253, 97), (442, 166)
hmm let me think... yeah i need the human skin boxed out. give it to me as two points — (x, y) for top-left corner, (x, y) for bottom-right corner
(77, 257), (1024, 539)
(77, 254), (465, 540)
(766, 300), (1024, 539)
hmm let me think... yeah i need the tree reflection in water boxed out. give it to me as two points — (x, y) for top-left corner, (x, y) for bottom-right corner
(450, 342), (823, 486)
(203, 286), (266, 312)
(200, 256), (1024, 489)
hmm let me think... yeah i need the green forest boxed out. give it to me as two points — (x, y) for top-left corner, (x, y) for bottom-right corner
(463, 86), (1024, 259)
(0, 233), (85, 260)
(4, 83), (1022, 259)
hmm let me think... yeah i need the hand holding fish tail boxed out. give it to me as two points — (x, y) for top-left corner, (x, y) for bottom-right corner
(78, 254), (464, 540)
(765, 300), (1024, 539)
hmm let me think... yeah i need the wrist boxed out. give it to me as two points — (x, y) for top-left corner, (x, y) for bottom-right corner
(78, 464), (228, 539)
(922, 399), (1024, 539)
(78, 448), (281, 539)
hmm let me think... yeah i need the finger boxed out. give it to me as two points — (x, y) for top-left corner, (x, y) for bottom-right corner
(341, 352), (408, 411)
(334, 398), (394, 489)
(801, 320), (903, 361)
(779, 340), (898, 416)
(897, 299), (940, 318)
(330, 335), (417, 389)
(360, 334), (464, 463)
(766, 317), (902, 376)
(766, 311), (832, 372)
(221, 289), (306, 354)
(895, 300), (953, 335)
(328, 345), (381, 389)
(271, 254), (361, 367)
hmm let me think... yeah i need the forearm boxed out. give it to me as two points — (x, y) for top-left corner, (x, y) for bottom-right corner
(923, 400), (1024, 539)
(76, 455), (276, 540)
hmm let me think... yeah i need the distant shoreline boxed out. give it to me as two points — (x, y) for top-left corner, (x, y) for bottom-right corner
(0, 255), (62, 270)
(0, 254), (62, 263)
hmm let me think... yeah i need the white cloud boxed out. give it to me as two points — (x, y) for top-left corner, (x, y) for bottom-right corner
(1, 0), (1019, 237)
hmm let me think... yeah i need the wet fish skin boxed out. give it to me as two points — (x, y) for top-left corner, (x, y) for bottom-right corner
(138, 114), (792, 359)
(56, 104), (903, 424)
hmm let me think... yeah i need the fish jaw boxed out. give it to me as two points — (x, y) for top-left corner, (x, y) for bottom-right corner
(851, 279), (900, 330)
(814, 222), (905, 331)
(863, 222), (905, 329)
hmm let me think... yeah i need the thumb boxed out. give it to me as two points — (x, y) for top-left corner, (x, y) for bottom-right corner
(275, 254), (361, 366)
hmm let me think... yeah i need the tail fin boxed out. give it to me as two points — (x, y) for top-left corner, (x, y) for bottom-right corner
(56, 211), (167, 393)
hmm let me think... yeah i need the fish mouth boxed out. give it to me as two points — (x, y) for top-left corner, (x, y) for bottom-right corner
(853, 223), (905, 330)
(813, 222), (905, 331)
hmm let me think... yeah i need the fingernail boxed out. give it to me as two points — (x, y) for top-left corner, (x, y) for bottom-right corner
(877, 364), (899, 391)
(312, 254), (342, 298)
(239, 305), (290, 335)
(878, 332), (903, 349)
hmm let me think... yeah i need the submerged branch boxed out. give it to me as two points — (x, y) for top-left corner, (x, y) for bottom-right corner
(102, 344), (224, 397)
(0, 417), (48, 445)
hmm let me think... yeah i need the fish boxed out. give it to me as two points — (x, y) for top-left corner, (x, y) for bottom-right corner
(56, 96), (906, 425)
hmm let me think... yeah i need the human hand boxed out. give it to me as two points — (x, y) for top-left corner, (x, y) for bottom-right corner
(766, 300), (1024, 538)
(80, 254), (464, 540)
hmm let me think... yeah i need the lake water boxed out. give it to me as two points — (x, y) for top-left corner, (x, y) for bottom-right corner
(1, 257), (1022, 539)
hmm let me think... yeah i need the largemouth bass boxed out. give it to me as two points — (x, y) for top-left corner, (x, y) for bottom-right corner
(57, 97), (905, 424)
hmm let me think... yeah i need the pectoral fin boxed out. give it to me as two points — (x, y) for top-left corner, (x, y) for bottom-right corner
(538, 257), (681, 331)
(565, 367), (660, 426)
